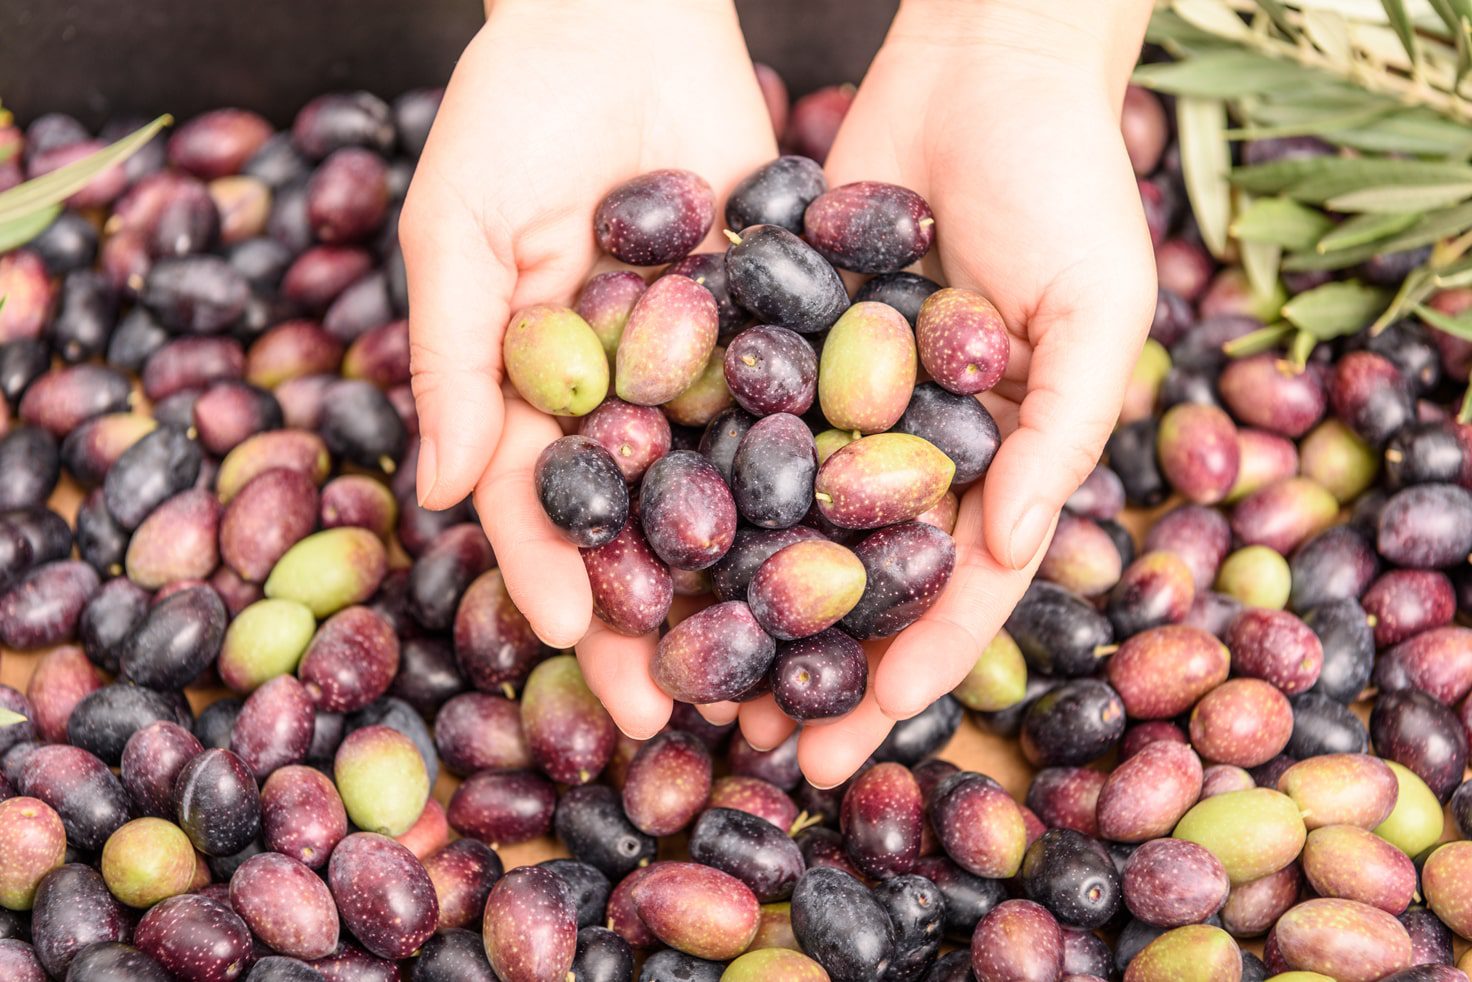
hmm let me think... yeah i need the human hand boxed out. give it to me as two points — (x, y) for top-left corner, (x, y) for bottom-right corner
(727, 0), (1158, 786)
(400, 0), (777, 739)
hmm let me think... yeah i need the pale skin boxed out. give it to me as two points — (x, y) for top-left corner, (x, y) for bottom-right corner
(401, 0), (1157, 788)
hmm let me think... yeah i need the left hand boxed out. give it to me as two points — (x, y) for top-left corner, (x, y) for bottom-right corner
(724, 0), (1158, 787)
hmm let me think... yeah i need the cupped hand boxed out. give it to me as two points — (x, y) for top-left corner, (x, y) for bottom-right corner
(400, 1), (777, 740)
(730, 0), (1159, 786)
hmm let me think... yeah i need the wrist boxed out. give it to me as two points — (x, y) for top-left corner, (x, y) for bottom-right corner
(888, 0), (1152, 96)
(487, 0), (735, 27)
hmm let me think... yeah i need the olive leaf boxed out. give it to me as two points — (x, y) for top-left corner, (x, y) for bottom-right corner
(1416, 301), (1472, 341)
(1222, 322), (1294, 358)
(1379, 0), (1420, 70)
(1242, 238), (1284, 302)
(0, 115), (170, 228)
(1286, 329), (1318, 370)
(1326, 182), (1472, 213)
(1173, 0), (1253, 40)
(1134, 52), (1312, 97)
(1231, 196), (1335, 250)
(0, 707), (27, 729)
(1316, 210), (1421, 252)
(1303, 9), (1355, 68)
(0, 204), (61, 254)
(1178, 96), (1233, 258)
(1280, 280), (1392, 339)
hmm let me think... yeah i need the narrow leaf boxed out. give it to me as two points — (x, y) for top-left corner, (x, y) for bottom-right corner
(1281, 280), (1392, 339)
(0, 115), (170, 226)
(1224, 104), (1396, 141)
(0, 204), (61, 253)
(1287, 330), (1319, 371)
(1380, 0), (1421, 69)
(1177, 96), (1233, 259)
(1417, 301), (1472, 341)
(1172, 0), (1252, 40)
(1133, 52), (1314, 97)
(1234, 158), (1472, 198)
(1223, 322), (1294, 358)
(1371, 268), (1437, 335)
(1317, 210), (1422, 252)
(1459, 379), (1472, 424)
(1304, 9), (1356, 68)
(0, 708), (27, 729)
(1285, 201), (1472, 271)
(1255, 0), (1303, 39)
(1326, 182), (1472, 213)
(1243, 238), (1284, 303)
(1231, 197), (1335, 250)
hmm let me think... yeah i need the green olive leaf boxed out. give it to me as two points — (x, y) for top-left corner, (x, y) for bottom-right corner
(0, 204), (61, 254)
(0, 115), (170, 228)
(1178, 96), (1233, 258)
(1134, 51), (1313, 97)
(1316, 210), (1422, 252)
(0, 707), (28, 729)
(1230, 196), (1335, 250)
(1326, 182), (1472, 213)
(1416, 301), (1472, 341)
(1280, 280), (1392, 339)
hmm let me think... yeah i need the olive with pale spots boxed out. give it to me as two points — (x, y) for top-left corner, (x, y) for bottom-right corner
(121, 722), (203, 820)
(1363, 569), (1454, 648)
(575, 270), (646, 359)
(334, 724), (428, 837)
(615, 275), (719, 407)
(803, 181), (934, 274)
(771, 628), (866, 721)
(1226, 609), (1323, 695)
(1370, 688), (1467, 802)
(730, 411), (818, 531)
(790, 867), (896, 979)
(1422, 841), (1472, 939)
(1276, 754), (1397, 830)
(953, 630), (1027, 713)
(501, 304), (609, 417)
(633, 862), (760, 961)
(0, 797), (66, 910)
(453, 568), (545, 691)
(446, 770), (556, 846)
(893, 382), (1001, 486)
(20, 745), (130, 852)
(424, 838), (503, 932)
(640, 451), (737, 570)
(1007, 581), (1116, 678)
(818, 301), (917, 434)
(1218, 353), (1325, 439)
(216, 429), (330, 502)
(581, 519), (673, 637)
(1301, 824), (1415, 915)
(520, 655), (615, 786)
(594, 169), (714, 266)
(1219, 862), (1300, 939)
(219, 467), (319, 584)
(622, 731), (712, 837)
(173, 748), (260, 857)
(915, 287), (1009, 396)
(929, 773), (1027, 879)
(434, 692), (531, 776)
(1020, 829), (1122, 930)
(328, 833), (438, 960)
(1375, 626), (1472, 704)
(840, 521), (956, 640)
(98, 816), (194, 910)
(970, 899), (1064, 982)
(260, 765), (346, 868)
(1158, 403), (1240, 505)
(1215, 545), (1292, 610)
(1123, 838), (1228, 928)
(1274, 898), (1412, 982)
(1227, 428), (1299, 503)
(1123, 925), (1242, 982)
(1027, 767), (1106, 837)
(1040, 513), (1125, 598)
(1020, 679), (1125, 768)
(840, 762), (924, 879)
(229, 673), (314, 778)
(134, 893), (253, 982)
(1189, 679), (1293, 768)
(1300, 418), (1379, 503)
(264, 527), (386, 618)
(747, 539), (865, 641)
(1107, 551), (1196, 637)
(533, 435), (629, 549)
(652, 601), (776, 704)
(317, 473), (396, 540)
(663, 344), (733, 428)
(687, 808), (804, 904)
(723, 325), (816, 417)
(1231, 477), (1339, 556)
(725, 155), (827, 235)
(229, 852), (339, 960)
(723, 224), (849, 335)
(577, 397), (670, 483)
(1373, 761), (1444, 858)
(296, 605), (399, 713)
(1173, 789), (1305, 884)
(724, 948), (828, 981)
(1096, 741), (1203, 843)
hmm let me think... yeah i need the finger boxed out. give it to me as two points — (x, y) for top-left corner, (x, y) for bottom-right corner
(696, 701), (741, 726)
(576, 619), (671, 740)
(402, 168), (515, 511)
(737, 695), (797, 752)
(797, 647), (892, 789)
(474, 398), (593, 648)
(873, 489), (1052, 720)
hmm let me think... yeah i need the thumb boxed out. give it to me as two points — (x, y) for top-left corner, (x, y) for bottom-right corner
(400, 171), (514, 511)
(982, 269), (1155, 569)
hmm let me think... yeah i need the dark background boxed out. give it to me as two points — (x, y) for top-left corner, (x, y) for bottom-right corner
(0, 0), (898, 126)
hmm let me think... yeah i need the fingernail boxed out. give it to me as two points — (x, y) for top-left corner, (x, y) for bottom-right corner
(415, 437), (437, 507)
(1005, 503), (1051, 569)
